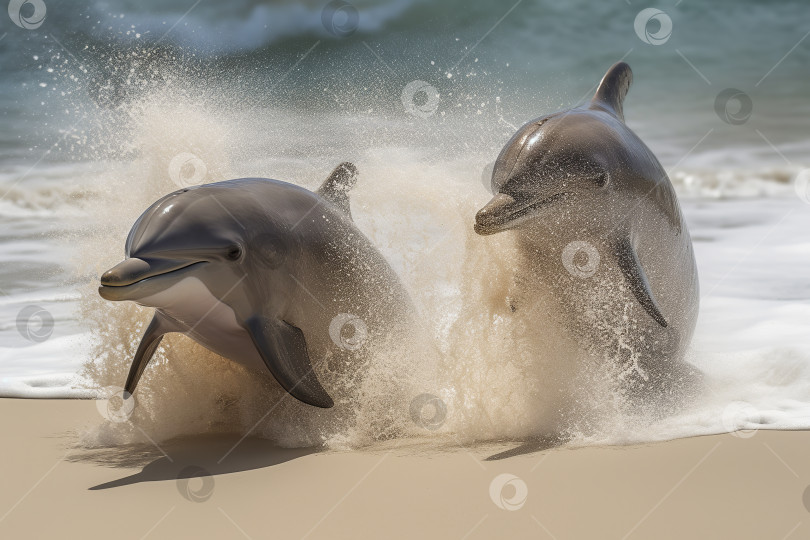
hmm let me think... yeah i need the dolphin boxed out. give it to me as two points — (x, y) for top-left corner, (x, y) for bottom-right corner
(99, 163), (415, 408)
(474, 62), (700, 400)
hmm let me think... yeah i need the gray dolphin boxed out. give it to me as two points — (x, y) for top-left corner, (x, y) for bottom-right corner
(474, 63), (699, 400)
(99, 163), (415, 408)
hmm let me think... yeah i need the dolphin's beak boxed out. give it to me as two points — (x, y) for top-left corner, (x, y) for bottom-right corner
(99, 257), (198, 300)
(474, 193), (520, 235)
(474, 191), (569, 236)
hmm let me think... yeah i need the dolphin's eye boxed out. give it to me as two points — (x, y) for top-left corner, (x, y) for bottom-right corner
(226, 245), (243, 261)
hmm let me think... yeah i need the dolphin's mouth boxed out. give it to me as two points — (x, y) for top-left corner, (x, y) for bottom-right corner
(474, 192), (569, 235)
(98, 258), (204, 300)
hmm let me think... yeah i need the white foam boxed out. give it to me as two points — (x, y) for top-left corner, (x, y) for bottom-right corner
(0, 373), (96, 398)
(83, 0), (422, 53)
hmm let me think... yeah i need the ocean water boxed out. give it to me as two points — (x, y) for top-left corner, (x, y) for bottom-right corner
(0, 0), (808, 448)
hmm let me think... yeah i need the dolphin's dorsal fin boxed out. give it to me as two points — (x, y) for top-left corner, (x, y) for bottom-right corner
(316, 162), (358, 220)
(244, 316), (334, 408)
(590, 62), (633, 121)
(615, 236), (668, 328)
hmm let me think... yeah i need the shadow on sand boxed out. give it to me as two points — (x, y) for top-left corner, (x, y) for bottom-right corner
(71, 432), (563, 489)
(70, 434), (317, 490)
(484, 436), (562, 461)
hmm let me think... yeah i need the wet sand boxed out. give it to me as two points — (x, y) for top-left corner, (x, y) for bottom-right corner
(1, 398), (808, 539)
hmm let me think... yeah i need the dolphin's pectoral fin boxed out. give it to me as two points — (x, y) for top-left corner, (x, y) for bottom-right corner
(590, 62), (633, 121)
(245, 316), (334, 408)
(316, 162), (358, 220)
(125, 312), (176, 394)
(615, 237), (668, 328)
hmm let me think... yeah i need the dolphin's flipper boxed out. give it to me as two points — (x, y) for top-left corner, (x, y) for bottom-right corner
(316, 162), (358, 219)
(590, 62), (633, 121)
(245, 316), (334, 408)
(615, 237), (668, 328)
(125, 312), (176, 394)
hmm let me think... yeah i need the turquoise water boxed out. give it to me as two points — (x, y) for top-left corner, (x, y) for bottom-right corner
(0, 0), (807, 165)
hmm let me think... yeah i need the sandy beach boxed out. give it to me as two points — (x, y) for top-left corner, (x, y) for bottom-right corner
(1, 398), (807, 539)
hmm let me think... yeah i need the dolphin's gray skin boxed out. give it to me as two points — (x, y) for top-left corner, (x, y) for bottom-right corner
(474, 63), (700, 402)
(99, 163), (415, 408)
